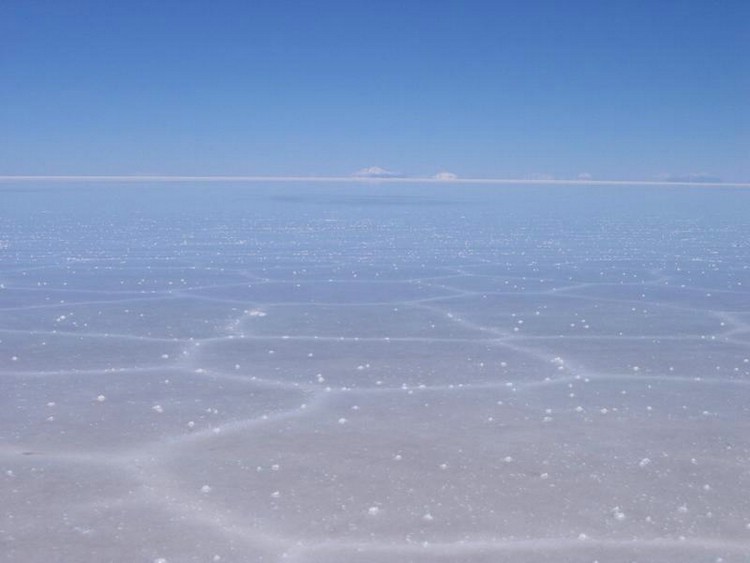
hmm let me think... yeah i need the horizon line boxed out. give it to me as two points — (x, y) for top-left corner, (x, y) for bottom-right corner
(1, 175), (749, 188)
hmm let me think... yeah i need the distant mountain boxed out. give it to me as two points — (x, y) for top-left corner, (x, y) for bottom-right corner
(433, 171), (459, 180)
(352, 166), (404, 178)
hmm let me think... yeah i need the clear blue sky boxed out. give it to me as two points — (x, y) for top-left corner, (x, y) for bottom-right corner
(1, 0), (748, 180)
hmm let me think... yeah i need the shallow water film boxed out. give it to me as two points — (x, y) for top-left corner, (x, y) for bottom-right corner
(2, 182), (750, 562)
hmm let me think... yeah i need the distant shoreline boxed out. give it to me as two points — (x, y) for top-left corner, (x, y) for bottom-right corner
(1, 175), (749, 188)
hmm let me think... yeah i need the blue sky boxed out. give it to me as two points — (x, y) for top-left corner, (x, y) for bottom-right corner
(1, 0), (748, 180)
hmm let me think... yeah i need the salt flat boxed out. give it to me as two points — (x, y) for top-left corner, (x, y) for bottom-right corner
(1, 182), (749, 562)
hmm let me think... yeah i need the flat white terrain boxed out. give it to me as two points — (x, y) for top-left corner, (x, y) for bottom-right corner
(1, 182), (749, 562)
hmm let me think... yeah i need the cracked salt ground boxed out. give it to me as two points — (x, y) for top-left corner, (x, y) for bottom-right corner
(0, 331), (187, 373)
(284, 544), (750, 563)
(160, 388), (750, 544)
(0, 368), (308, 453)
(0, 266), (255, 293)
(521, 337), (750, 379)
(183, 280), (456, 306)
(230, 303), (488, 340)
(1, 182), (750, 562)
(562, 283), (750, 313)
(436, 293), (734, 338)
(0, 457), (272, 563)
(191, 338), (561, 390)
(0, 298), (258, 340)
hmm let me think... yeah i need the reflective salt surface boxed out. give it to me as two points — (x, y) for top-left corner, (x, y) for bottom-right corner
(1, 182), (749, 562)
